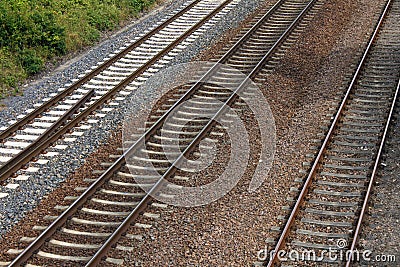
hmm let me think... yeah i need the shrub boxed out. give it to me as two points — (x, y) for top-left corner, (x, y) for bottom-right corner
(0, 2), (66, 54)
(0, 48), (26, 97)
(19, 49), (44, 75)
(29, 11), (66, 55)
(0, 0), (156, 98)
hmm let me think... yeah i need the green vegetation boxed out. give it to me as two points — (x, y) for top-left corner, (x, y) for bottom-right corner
(0, 0), (156, 98)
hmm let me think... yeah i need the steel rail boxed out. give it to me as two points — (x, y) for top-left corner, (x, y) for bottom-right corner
(117, 0), (283, 147)
(266, 0), (393, 266)
(344, 75), (399, 267)
(86, 0), (321, 265)
(0, 89), (94, 181)
(9, 0), (317, 264)
(0, 0), (201, 142)
(0, 0), (233, 183)
(7, 1), (234, 265)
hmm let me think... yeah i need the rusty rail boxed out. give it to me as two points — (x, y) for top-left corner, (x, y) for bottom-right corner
(86, 0), (322, 265)
(0, 89), (94, 181)
(0, 0), (230, 183)
(8, 0), (323, 264)
(7, 0), (235, 265)
(344, 76), (399, 267)
(266, 0), (393, 265)
(0, 0), (200, 142)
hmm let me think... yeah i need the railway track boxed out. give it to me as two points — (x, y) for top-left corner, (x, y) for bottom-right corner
(265, 0), (400, 265)
(1, 0), (328, 265)
(0, 0), (239, 183)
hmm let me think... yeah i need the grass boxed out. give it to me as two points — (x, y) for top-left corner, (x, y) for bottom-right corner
(0, 0), (156, 99)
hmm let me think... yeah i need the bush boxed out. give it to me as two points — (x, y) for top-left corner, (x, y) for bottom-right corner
(0, 2), (66, 53)
(0, 0), (156, 98)
(19, 49), (44, 75)
(87, 5), (119, 31)
(0, 48), (26, 97)
(29, 11), (66, 55)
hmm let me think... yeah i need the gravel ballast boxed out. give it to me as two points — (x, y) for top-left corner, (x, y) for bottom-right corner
(111, 0), (389, 265)
(356, 105), (400, 266)
(0, 0), (395, 266)
(0, 0), (263, 235)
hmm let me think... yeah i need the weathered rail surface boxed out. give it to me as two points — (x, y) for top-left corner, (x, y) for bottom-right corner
(0, 0), (234, 183)
(2, 0), (328, 265)
(266, 0), (400, 265)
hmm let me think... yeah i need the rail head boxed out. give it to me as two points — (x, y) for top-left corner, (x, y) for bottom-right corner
(7, 1), (233, 266)
(85, 0), (330, 265)
(0, 0), (201, 143)
(344, 75), (400, 267)
(266, 0), (393, 266)
(0, 89), (95, 182)
(7, 0), (340, 265)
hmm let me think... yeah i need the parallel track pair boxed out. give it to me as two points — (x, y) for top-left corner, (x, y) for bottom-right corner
(0, 0), (233, 182)
(266, 0), (400, 266)
(3, 0), (326, 265)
